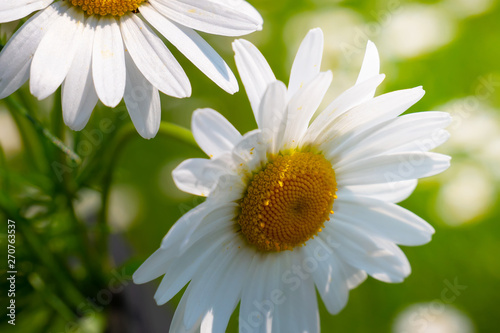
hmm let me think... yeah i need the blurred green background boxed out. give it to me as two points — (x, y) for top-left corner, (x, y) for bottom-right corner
(1, 0), (500, 332)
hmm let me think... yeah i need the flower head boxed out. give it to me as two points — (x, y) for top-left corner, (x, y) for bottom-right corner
(134, 28), (451, 332)
(0, 0), (262, 138)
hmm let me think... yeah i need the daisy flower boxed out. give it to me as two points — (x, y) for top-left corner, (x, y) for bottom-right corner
(134, 28), (451, 332)
(0, 0), (262, 138)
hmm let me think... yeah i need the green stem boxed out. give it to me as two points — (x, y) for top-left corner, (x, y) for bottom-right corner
(0, 200), (87, 308)
(4, 96), (48, 173)
(50, 91), (103, 285)
(28, 273), (77, 322)
(4, 95), (81, 166)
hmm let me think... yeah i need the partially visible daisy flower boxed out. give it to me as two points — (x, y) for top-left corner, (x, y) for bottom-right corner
(0, 0), (262, 138)
(134, 28), (451, 332)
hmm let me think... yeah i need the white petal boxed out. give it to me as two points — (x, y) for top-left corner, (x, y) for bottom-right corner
(155, 229), (234, 305)
(140, 4), (238, 94)
(169, 284), (202, 333)
(341, 179), (418, 203)
(92, 16), (126, 107)
(343, 263), (367, 289)
(123, 52), (161, 139)
(149, 0), (262, 36)
(288, 28), (324, 98)
(133, 247), (174, 284)
(172, 158), (225, 196)
(282, 71), (333, 148)
(257, 81), (288, 154)
(182, 203), (238, 248)
(231, 129), (269, 173)
(355, 40), (380, 100)
(0, 3), (60, 98)
(191, 108), (242, 158)
(210, 173), (248, 203)
(335, 152), (451, 186)
(142, 204), (225, 289)
(184, 242), (242, 330)
(333, 195), (434, 246)
(159, 202), (211, 252)
(326, 222), (411, 283)
(239, 253), (282, 333)
(120, 13), (190, 98)
(30, 6), (84, 100)
(202, 250), (251, 333)
(62, 15), (98, 130)
(279, 269), (320, 333)
(233, 39), (276, 120)
(318, 86), (426, 147)
(0, 0), (53, 23)
(329, 111), (452, 167)
(304, 238), (349, 315)
(303, 74), (385, 144)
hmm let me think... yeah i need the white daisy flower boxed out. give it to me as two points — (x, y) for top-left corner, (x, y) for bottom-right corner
(133, 28), (451, 332)
(0, 0), (262, 138)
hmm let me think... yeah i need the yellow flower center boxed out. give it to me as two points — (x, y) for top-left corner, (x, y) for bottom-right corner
(238, 151), (337, 252)
(69, 0), (145, 17)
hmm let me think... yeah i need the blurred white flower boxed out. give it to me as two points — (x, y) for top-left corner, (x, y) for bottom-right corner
(393, 303), (475, 333)
(0, 110), (22, 157)
(436, 163), (495, 226)
(380, 5), (456, 59)
(107, 184), (141, 232)
(442, 0), (495, 18)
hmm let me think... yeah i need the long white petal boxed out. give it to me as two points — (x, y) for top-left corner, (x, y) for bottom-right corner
(120, 13), (190, 98)
(155, 229), (234, 305)
(317, 86), (426, 147)
(181, 203), (238, 248)
(172, 158), (225, 196)
(132, 247), (174, 284)
(282, 71), (332, 148)
(184, 241), (241, 330)
(140, 4), (238, 94)
(201, 249), (251, 333)
(123, 52), (161, 139)
(257, 81), (288, 154)
(340, 179), (418, 203)
(239, 253), (282, 333)
(333, 195), (435, 246)
(288, 28), (324, 98)
(159, 202), (211, 252)
(0, 3), (60, 98)
(305, 238), (349, 315)
(335, 151), (451, 186)
(30, 5), (83, 100)
(0, 0), (53, 23)
(62, 15), (98, 131)
(279, 263), (320, 333)
(191, 108), (242, 158)
(149, 0), (262, 36)
(303, 74), (385, 144)
(233, 39), (276, 121)
(329, 111), (452, 167)
(92, 16), (126, 107)
(169, 284), (201, 333)
(326, 223), (411, 283)
(355, 40), (380, 100)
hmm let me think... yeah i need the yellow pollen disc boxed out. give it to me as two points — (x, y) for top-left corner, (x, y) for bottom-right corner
(237, 152), (337, 252)
(69, 0), (145, 17)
